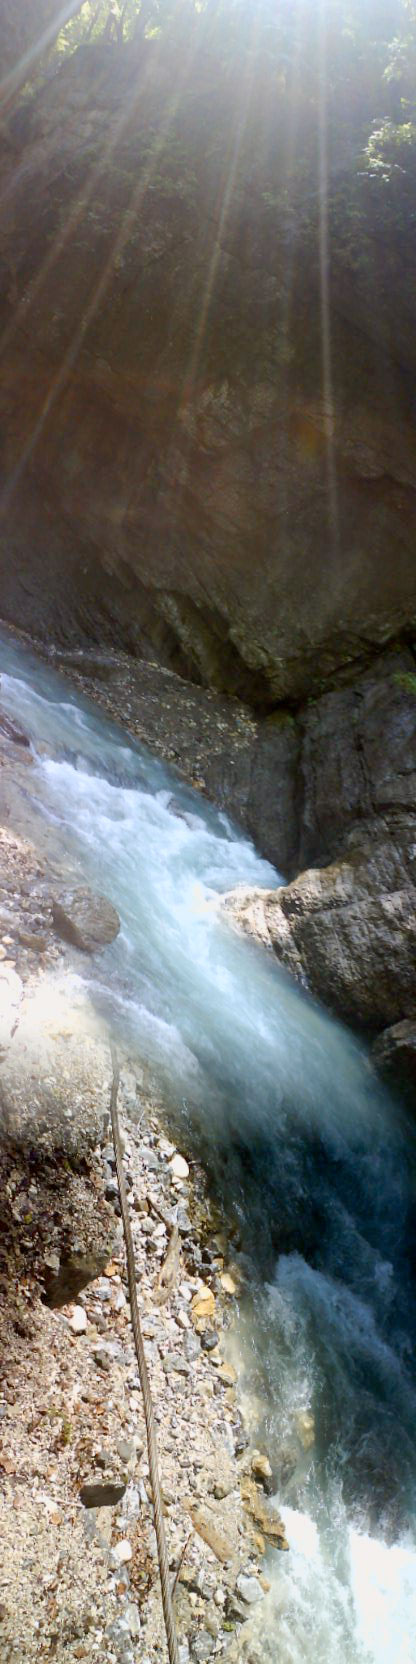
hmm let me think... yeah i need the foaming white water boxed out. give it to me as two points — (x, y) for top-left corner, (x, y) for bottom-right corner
(260, 1508), (416, 1664)
(1, 634), (416, 1664)
(350, 1527), (416, 1664)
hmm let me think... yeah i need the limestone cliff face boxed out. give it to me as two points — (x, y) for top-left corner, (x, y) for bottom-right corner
(223, 649), (416, 1094)
(0, 41), (415, 701)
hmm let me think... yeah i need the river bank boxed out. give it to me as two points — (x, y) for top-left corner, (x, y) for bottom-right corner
(0, 714), (287, 1664)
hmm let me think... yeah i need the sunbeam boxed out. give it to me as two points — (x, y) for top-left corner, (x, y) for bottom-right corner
(317, 0), (339, 553)
(0, 2), (214, 515)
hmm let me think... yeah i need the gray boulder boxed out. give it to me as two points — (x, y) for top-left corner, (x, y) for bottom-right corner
(223, 824), (416, 1033)
(52, 885), (120, 953)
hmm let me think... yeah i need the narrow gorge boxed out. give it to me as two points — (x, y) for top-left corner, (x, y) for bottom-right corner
(0, 5), (416, 1663)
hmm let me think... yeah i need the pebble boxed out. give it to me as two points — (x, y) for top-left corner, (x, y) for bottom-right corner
(169, 1154), (189, 1179)
(141, 1149), (159, 1171)
(162, 1353), (190, 1376)
(176, 1309), (190, 1331)
(201, 1330), (219, 1352)
(191, 1631), (215, 1661)
(177, 1207), (191, 1233)
(105, 1179), (119, 1201)
(93, 1346), (112, 1371)
(110, 1539), (132, 1567)
(184, 1331), (201, 1363)
(69, 1305), (87, 1335)
(96, 1448), (111, 1469)
(117, 1438), (136, 1464)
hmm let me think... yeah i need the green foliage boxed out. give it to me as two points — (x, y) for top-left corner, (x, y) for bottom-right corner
(3, 0), (416, 226)
(392, 671), (416, 695)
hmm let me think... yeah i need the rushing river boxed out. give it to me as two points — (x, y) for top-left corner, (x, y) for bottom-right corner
(1, 630), (416, 1663)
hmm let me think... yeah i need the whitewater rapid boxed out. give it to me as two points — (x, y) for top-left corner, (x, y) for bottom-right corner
(1, 631), (416, 1663)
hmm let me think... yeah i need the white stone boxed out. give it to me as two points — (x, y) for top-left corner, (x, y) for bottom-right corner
(110, 1539), (132, 1566)
(236, 1573), (263, 1605)
(176, 1309), (190, 1330)
(69, 1305), (87, 1335)
(169, 1153), (189, 1180)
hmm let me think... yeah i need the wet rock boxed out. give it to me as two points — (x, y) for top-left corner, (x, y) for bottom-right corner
(297, 1411), (315, 1451)
(201, 1330), (219, 1352)
(250, 1452), (272, 1490)
(18, 930), (48, 951)
(0, 708), (30, 747)
(217, 1363), (237, 1386)
(240, 1480), (288, 1549)
(52, 886), (120, 953)
(220, 1274), (237, 1296)
(372, 1020), (416, 1105)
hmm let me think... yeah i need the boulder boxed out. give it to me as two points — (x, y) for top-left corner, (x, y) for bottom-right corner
(52, 886), (120, 953)
(223, 825), (416, 1033)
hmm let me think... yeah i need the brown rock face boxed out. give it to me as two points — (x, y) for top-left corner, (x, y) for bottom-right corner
(0, 43), (415, 700)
